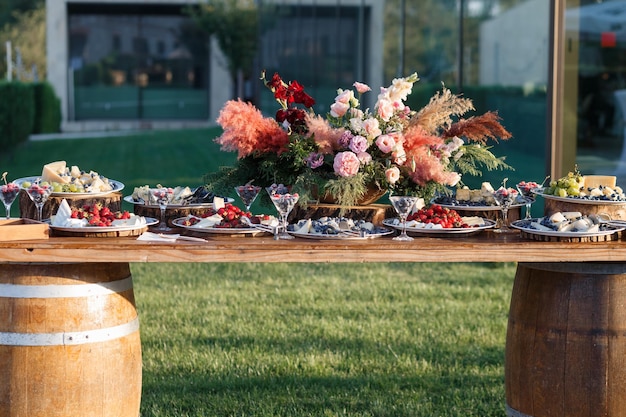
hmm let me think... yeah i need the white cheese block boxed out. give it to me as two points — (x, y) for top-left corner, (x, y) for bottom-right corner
(213, 196), (225, 210)
(111, 216), (146, 227)
(294, 219), (312, 234)
(42, 160), (70, 184)
(193, 214), (223, 228)
(455, 187), (470, 201)
(462, 216), (485, 226)
(583, 175), (616, 189)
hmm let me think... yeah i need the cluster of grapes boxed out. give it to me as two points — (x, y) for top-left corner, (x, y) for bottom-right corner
(545, 171), (584, 197)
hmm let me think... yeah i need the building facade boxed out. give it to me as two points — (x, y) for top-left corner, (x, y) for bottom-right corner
(46, 0), (384, 132)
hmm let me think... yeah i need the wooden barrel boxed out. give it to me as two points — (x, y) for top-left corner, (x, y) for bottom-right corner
(0, 263), (142, 417)
(506, 262), (626, 417)
(18, 191), (123, 220)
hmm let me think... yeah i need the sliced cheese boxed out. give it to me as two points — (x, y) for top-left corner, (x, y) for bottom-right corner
(583, 175), (616, 189)
(42, 160), (70, 184)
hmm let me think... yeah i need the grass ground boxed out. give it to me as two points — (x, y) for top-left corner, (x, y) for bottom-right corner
(1, 129), (515, 416)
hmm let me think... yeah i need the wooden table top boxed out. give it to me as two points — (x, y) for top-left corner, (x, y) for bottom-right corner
(1, 231), (625, 263)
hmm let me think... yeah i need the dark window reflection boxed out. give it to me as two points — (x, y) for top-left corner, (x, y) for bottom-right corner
(68, 6), (209, 120)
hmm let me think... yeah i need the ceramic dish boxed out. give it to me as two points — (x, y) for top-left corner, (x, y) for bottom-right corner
(287, 228), (393, 240)
(382, 218), (496, 235)
(15, 176), (124, 197)
(46, 217), (159, 235)
(171, 217), (269, 235)
(533, 191), (626, 205)
(510, 218), (625, 237)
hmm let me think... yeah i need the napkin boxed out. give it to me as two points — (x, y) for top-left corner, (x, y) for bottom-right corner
(190, 214), (223, 228)
(136, 232), (207, 242)
(51, 199), (89, 228)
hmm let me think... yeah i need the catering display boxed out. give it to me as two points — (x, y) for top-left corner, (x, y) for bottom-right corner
(287, 217), (392, 240)
(171, 203), (278, 236)
(16, 161), (124, 220)
(48, 200), (156, 237)
(382, 203), (495, 236)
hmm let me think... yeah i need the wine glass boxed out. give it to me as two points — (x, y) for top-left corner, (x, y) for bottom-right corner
(266, 184), (299, 240)
(235, 184), (262, 213)
(516, 181), (540, 219)
(23, 180), (53, 222)
(0, 174), (20, 220)
(150, 186), (174, 231)
(389, 195), (419, 241)
(493, 185), (519, 233)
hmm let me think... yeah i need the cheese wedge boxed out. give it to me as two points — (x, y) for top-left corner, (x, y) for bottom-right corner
(583, 175), (616, 189)
(42, 161), (70, 184)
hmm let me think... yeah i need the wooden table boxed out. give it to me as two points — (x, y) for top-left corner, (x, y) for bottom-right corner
(1, 232), (626, 417)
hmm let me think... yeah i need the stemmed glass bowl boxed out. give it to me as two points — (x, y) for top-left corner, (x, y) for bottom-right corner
(0, 173), (20, 220)
(23, 180), (53, 222)
(493, 184), (519, 233)
(389, 195), (419, 241)
(516, 178), (548, 220)
(235, 184), (262, 213)
(266, 184), (299, 240)
(149, 186), (174, 231)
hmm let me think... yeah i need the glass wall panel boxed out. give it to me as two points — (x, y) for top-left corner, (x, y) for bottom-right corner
(68, 5), (209, 121)
(256, 4), (369, 116)
(384, 0), (550, 214)
(565, 0), (626, 188)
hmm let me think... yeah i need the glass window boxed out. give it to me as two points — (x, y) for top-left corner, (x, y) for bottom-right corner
(383, 0), (550, 213)
(68, 5), (209, 121)
(564, 0), (626, 188)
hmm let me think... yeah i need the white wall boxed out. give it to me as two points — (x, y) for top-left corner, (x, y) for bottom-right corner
(479, 0), (550, 87)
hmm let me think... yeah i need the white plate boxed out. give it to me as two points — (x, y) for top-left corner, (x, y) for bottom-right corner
(433, 199), (526, 211)
(48, 216), (157, 232)
(534, 191), (626, 205)
(510, 219), (625, 237)
(288, 228), (394, 240)
(123, 195), (234, 208)
(15, 176), (124, 197)
(382, 218), (496, 235)
(170, 217), (269, 235)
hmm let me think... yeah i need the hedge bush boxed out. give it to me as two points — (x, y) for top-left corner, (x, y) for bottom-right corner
(32, 81), (61, 134)
(0, 81), (35, 148)
(0, 81), (61, 148)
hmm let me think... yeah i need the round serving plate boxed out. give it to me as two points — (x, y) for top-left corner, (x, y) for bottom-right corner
(15, 176), (124, 197)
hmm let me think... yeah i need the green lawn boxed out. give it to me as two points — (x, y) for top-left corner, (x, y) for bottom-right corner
(1, 129), (515, 416)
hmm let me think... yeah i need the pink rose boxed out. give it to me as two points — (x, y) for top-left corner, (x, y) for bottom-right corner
(353, 81), (371, 94)
(334, 89), (354, 104)
(362, 117), (381, 139)
(333, 151), (361, 177)
(376, 98), (395, 121)
(349, 135), (368, 153)
(385, 167), (401, 184)
(357, 152), (372, 164)
(330, 101), (350, 118)
(375, 134), (396, 153)
(392, 145), (407, 165)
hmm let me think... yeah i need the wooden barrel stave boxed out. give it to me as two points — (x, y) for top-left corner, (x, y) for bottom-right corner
(506, 262), (626, 417)
(0, 263), (141, 417)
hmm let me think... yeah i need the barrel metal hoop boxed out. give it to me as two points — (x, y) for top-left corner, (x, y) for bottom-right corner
(0, 317), (139, 346)
(0, 275), (133, 298)
(506, 404), (533, 417)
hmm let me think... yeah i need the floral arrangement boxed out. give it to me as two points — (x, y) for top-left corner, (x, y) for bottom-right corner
(205, 71), (512, 206)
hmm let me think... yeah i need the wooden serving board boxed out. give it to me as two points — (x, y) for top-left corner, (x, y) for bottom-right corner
(0, 218), (49, 241)
(519, 230), (621, 242)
